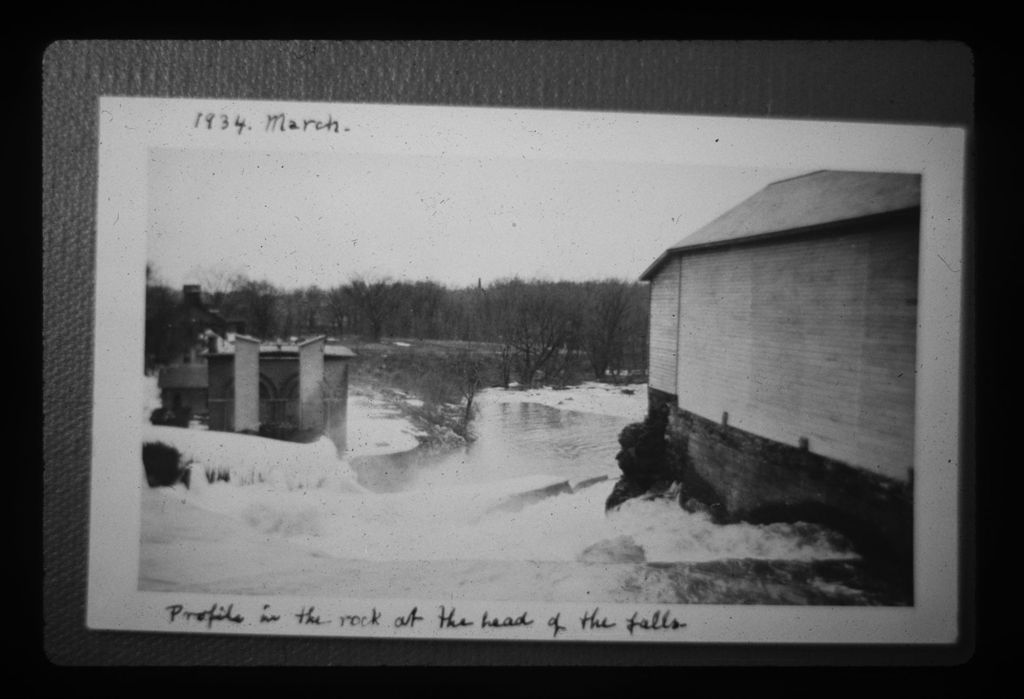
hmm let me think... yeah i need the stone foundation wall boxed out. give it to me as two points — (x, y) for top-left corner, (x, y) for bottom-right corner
(654, 391), (913, 565)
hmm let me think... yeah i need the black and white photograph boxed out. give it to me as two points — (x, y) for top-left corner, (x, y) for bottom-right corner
(86, 97), (965, 643)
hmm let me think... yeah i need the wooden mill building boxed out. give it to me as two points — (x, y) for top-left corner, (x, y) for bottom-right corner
(640, 170), (920, 561)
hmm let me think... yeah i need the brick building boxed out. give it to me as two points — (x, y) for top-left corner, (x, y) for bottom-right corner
(206, 335), (355, 454)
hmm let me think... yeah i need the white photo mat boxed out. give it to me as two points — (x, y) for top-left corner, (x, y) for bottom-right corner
(89, 97), (966, 644)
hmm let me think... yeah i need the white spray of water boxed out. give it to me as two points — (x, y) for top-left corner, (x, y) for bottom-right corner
(145, 398), (857, 566)
(180, 478), (855, 563)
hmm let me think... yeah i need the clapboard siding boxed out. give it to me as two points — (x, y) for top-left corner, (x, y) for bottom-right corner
(674, 219), (918, 481)
(648, 257), (681, 394)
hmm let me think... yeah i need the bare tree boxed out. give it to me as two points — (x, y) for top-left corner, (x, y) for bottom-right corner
(343, 276), (400, 342)
(276, 286), (327, 338)
(445, 347), (486, 435)
(505, 282), (573, 387)
(533, 282), (585, 387)
(482, 279), (522, 387)
(144, 263), (186, 371)
(326, 285), (349, 337)
(408, 280), (446, 339)
(186, 264), (246, 309)
(583, 280), (635, 380)
(235, 278), (279, 339)
(303, 286), (329, 334)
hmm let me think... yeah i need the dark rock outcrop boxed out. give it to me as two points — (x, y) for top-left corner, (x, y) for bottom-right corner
(605, 477), (652, 511)
(606, 404), (671, 511)
(142, 441), (190, 488)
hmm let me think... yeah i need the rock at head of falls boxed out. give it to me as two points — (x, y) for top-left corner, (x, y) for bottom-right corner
(605, 476), (651, 511)
(615, 409), (669, 483)
(578, 536), (646, 564)
(611, 409), (671, 510)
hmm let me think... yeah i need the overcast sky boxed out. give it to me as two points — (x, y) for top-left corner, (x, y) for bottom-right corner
(147, 148), (802, 290)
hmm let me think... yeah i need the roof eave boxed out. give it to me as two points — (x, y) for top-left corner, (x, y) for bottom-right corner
(639, 251), (672, 282)
(640, 206), (920, 280)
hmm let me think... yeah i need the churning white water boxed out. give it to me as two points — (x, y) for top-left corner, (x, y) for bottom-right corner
(145, 397), (856, 567)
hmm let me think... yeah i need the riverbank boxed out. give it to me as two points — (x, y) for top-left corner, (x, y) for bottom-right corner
(481, 381), (648, 421)
(344, 337), (648, 447)
(346, 340), (499, 446)
(357, 386), (469, 451)
(350, 378), (649, 453)
(144, 390), (426, 468)
(346, 391), (429, 457)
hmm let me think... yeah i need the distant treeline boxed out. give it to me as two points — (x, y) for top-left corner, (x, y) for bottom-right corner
(146, 265), (649, 385)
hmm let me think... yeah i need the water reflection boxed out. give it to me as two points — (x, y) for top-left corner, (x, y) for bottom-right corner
(349, 401), (628, 493)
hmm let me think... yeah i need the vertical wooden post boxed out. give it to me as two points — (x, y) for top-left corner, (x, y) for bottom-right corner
(323, 359), (349, 457)
(232, 335), (260, 433)
(298, 336), (326, 432)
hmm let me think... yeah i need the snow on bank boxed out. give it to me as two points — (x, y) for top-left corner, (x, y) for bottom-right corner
(480, 381), (648, 421)
(143, 374), (162, 413)
(144, 389), (423, 460)
(142, 390), (426, 492)
(346, 392), (426, 457)
(144, 424), (367, 493)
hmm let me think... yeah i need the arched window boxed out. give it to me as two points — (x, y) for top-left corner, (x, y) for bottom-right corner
(280, 373), (300, 400)
(258, 375), (276, 400)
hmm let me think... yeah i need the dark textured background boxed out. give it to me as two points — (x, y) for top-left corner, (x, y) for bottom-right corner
(41, 40), (974, 667)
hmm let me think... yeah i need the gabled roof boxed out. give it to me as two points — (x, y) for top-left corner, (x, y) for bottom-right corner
(640, 170), (921, 280)
(209, 340), (357, 359)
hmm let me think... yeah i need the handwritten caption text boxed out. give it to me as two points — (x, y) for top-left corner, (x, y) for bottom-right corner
(164, 602), (687, 638)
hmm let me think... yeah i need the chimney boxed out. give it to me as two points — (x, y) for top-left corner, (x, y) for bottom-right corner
(183, 284), (203, 308)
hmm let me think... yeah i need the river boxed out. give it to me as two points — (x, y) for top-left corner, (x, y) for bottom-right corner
(349, 401), (625, 492)
(343, 398), (911, 605)
(140, 391), (912, 605)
